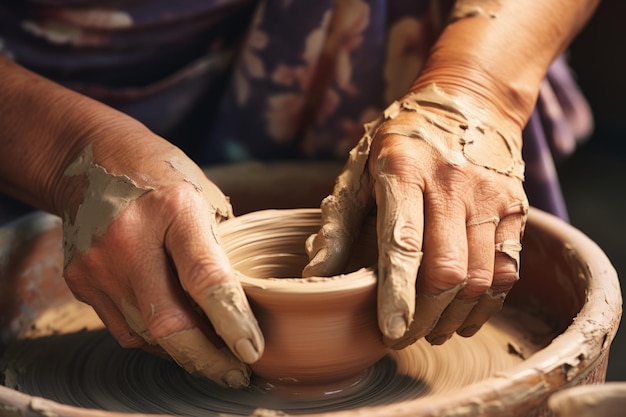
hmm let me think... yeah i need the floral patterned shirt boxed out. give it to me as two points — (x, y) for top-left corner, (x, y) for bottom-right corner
(0, 0), (592, 220)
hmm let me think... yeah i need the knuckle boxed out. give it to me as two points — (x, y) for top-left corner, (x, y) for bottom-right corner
(162, 183), (204, 212)
(65, 282), (91, 304)
(388, 221), (422, 255)
(183, 258), (231, 294)
(462, 270), (493, 298)
(63, 269), (99, 302)
(495, 251), (520, 272)
(145, 308), (191, 340)
(63, 262), (85, 287)
(116, 332), (146, 349)
(491, 270), (520, 294)
(426, 258), (467, 291)
(374, 147), (423, 181)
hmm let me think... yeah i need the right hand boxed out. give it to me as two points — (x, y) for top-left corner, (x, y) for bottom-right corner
(303, 86), (528, 349)
(60, 132), (264, 388)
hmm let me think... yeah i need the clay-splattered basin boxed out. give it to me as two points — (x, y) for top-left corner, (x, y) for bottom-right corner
(0, 162), (622, 417)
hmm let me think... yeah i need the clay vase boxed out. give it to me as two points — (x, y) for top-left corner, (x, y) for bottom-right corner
(217, 208), (388, 386)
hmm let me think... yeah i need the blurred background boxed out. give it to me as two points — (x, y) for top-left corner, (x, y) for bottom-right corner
(562, 1), (626, 380)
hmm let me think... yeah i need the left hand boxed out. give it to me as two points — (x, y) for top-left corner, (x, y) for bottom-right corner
(303, 85), (528, 348)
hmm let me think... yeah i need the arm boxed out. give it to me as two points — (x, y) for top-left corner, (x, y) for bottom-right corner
(0, 57), (263, 387)
(413, 0), (599, 130)
(0, 56), (106, 214)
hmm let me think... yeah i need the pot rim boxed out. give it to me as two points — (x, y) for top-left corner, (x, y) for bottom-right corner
(218, 208), (378, 295)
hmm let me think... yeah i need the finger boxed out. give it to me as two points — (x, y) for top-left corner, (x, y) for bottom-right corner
(64, 265), (147, 348)
(120, 298), (158, 345)
(137, 295), (251, 389)
(83, 290), (146, 349)
(386, 193), (467, 349)
(118, 298), (171, 358)
(127, 246), (252, 388)
(302, 126), (375, 277)
(426, 218), (497, 345)
(373, 151), (425, 342)
(165, 203), (264, 367)
(457, 210), (525, 337)
(424, 298), (477, 345)
(159, 326), (250, 388)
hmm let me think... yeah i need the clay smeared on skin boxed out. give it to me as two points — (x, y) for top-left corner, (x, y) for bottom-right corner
(196, 279), (263, 365)
(62, 144), (153, 265)
(121, 299), (157, 345)
(382, 84), (524, 179)
(375, 171), (423, 339)
(458, 289), (507, 337)
(165, 156), (233, 223)
(303, 120), (377, 277)
(495, 239), (523, 270)
(157, 327), (251, 388)
(387, 282), (464, 349)
(450, 0), (502, 21)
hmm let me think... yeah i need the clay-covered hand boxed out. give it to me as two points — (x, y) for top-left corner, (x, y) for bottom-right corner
(61, 140), (264, 387)
(303, 85), (528, 349)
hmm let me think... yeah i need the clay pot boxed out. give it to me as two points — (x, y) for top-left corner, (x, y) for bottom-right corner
(217, 208), (387, 385)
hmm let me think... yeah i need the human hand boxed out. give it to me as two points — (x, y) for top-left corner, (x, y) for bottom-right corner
(60, 140), (263, 387)
(303, 85), (528, 349)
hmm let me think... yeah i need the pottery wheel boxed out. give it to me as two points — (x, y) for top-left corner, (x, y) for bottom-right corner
(0, 300), (555, 416)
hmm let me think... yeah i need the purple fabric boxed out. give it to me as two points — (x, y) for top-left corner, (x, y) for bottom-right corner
(0, 0), (593, 223)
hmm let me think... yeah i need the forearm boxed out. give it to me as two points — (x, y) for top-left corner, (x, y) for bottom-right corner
(411, 0), (599, 129)
(0, 57), (152, 215)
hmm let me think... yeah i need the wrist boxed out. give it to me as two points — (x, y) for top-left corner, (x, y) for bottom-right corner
(409, 51), (539, 133)
(50, 104), (158, 219)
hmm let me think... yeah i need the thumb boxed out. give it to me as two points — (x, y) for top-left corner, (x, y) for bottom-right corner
(302, 119), (382, 277)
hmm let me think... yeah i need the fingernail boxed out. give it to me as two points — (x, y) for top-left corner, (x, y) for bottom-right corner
(223, 369), (250, 388)
(235, 338), (260, 363)
(458, 324), (480, 337)
(427, 333), (451, 345)
(385, 314), (408, 339)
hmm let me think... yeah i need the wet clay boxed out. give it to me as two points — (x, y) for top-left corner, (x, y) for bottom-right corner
(378, 85), (524, 179)
(62, 144), (153, 265)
